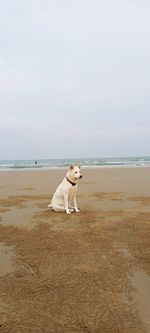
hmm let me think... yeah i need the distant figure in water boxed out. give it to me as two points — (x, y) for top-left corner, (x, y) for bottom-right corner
(35, 161), (37, 165)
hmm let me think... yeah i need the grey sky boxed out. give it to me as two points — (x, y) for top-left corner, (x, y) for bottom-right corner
(0, 0), (150, 159)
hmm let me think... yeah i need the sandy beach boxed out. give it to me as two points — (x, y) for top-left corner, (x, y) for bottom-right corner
(0, 167), (150, 333)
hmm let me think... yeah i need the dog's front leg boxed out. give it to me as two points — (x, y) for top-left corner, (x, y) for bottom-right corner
(64, 194), (71, 214)
(73, 195), (80, 213)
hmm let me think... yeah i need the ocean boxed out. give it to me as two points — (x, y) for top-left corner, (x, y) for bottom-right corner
(0, 156), (150, 171)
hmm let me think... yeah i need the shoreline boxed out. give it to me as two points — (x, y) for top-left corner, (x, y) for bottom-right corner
(1, 156), (150, 172)
(0, 164), (150, 172)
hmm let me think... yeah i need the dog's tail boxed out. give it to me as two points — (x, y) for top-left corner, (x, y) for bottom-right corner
(48, 203), (52, 209)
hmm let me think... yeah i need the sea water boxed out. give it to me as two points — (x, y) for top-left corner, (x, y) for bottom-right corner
(0, 156), (150, 171)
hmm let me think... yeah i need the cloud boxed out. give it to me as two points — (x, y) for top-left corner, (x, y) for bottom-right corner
(0, 116), (23, 128)
(0, 60), (10, 73)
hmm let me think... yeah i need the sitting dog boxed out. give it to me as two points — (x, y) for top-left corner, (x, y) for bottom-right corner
(48, 165), (83, 214)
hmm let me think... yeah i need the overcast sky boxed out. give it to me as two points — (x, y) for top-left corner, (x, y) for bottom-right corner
(0, 0), (150, 160)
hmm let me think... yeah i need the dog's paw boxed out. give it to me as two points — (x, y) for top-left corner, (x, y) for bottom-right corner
(75, 208), (80, 213)
(66, 210), (71, 214)
(69, 208), (75, 213)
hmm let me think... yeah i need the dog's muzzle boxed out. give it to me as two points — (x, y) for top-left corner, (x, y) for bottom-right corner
(79, 175), (83, 179)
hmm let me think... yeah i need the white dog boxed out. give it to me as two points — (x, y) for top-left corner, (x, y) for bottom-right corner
(48, 165), (83, 214)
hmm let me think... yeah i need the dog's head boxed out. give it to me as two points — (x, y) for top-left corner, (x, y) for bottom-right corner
(67, 165), (83, 181)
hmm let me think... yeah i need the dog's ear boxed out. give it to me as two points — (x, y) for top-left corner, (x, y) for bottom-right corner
(78, 164), (81, 169)
(70, 164), (74, 170)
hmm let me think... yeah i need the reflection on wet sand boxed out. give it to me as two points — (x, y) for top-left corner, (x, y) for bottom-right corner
(132, 270), (150, 333)
(0, 244), (15, 277)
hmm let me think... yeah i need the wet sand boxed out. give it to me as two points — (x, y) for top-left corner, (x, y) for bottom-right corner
(0, 167), (150, 333)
